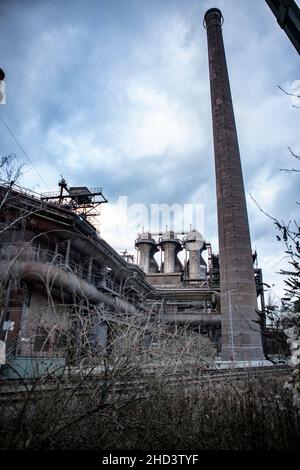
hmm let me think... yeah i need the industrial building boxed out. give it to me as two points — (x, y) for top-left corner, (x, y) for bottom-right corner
(0, 182), (222, 368)
(135, 230), (222, 345)
(0, 182), (153, 374)
(0, 8), (268, 376)
(0, 178), (265, 376)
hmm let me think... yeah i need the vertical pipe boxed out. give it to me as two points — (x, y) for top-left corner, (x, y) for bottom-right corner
(65, 240), (71, 266)
(88, 258), (93, 283)
(161, 242), (176, 273)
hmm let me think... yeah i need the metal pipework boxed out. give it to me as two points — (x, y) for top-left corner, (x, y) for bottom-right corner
(163, 314), (221, 327)
(1, 260), (137, 315)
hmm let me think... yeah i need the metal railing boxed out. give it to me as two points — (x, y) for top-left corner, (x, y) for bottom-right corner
(0, 243), (122, 295)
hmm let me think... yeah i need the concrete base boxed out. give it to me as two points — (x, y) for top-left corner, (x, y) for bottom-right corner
(214, 359), (274, 369)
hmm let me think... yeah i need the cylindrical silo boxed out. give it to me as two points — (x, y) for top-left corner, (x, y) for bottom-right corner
(135, 232), (159, 274)
(159, 231), (182, 273)
(185, 229), (206, 280)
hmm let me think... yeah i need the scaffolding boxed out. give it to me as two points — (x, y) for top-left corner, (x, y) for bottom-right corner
(41, 177), (108, 231)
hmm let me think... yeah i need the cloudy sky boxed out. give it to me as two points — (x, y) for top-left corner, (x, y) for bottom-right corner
(0, 0), (299, 301)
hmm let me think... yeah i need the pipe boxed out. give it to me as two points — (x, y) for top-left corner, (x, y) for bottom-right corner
(0, 260), (137, 315)
(163, 314), (221, 326)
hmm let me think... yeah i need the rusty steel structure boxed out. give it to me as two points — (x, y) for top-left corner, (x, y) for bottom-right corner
(204, 8), (265, 361)
(0, 182), (153, 372)
(0, 182), (226, 375)
(0, 8), (273, 378)
(0, 179), (267, 376)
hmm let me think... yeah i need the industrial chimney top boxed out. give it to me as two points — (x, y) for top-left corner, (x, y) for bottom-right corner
(203, 8), (224, 28)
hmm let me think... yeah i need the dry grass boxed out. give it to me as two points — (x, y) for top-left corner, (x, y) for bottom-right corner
(1, 371), (299, 450)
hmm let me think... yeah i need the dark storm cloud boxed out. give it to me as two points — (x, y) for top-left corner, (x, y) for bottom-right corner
(0, 0), (299, 296)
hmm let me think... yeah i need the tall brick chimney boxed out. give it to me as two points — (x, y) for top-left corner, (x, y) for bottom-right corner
(204, 8), (264, 361)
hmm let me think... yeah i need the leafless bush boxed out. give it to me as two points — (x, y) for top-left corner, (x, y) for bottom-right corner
(0, 155), (298, 450)
(0, 314), (215, 450)
(0, 250), (216, 450)
(1, 369), (299, 450)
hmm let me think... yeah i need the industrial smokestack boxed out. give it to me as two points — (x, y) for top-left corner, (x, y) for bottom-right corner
(204, 8), (264, 361)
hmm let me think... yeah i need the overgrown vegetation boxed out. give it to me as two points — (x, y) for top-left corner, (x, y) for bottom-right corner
(1, 371), (299, 450)
(0, 153), (299, 451)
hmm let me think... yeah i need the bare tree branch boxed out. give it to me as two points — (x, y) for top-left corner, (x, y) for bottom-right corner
(288, 146), (300, 161)
(278, 85), (300, 108)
